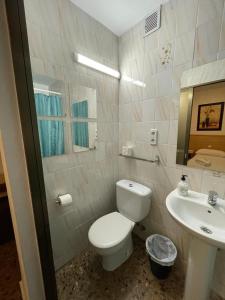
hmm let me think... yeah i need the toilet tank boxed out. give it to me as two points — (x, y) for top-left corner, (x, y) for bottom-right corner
(116, 180), (152, 222)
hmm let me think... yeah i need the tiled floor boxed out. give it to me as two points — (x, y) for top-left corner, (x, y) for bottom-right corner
(56, 235), (224, 300)
(56, 235), (186, 300)
(0, 240), (22, 300)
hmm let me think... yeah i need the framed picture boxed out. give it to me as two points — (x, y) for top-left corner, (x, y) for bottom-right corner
(197, 102), (224, 131)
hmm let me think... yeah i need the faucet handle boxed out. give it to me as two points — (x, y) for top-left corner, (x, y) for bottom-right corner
(208, 190), (218, 206)
(208, 190), (218, 198)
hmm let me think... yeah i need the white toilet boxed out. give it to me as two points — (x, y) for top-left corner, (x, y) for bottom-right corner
(88, 179), (152, 271)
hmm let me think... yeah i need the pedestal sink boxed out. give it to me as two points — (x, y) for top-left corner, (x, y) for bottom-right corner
(166, 189), (225, 300)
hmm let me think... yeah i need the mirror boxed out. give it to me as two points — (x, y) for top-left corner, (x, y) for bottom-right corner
(33, 75), (66, 158)
(72, 122), (97, 152)
(33, 74), (98, 157)
(177, 59), (225, 172)
(70, 84), (97, 153)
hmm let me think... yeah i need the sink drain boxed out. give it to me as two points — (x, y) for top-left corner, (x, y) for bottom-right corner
(200, 226), (212, 234)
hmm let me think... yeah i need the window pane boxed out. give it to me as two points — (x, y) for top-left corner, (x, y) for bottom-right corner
(35, 93), (63, 117)
(37, 120), (65, 157)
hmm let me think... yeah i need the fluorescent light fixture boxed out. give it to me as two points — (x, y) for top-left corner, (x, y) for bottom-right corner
(122, 75), (146, 88)
(76, 53), (120, 79)
(34, 88), (62, 95)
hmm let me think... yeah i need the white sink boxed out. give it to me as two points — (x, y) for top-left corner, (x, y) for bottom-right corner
(166, 189), (225, 248)
(166, 189), (225, 300)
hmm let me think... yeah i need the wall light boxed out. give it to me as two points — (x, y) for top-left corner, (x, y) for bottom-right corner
(122, 75), (146, 88)
(75, 53), (120, 79)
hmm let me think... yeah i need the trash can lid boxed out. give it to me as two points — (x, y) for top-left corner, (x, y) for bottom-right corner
(146, 234), (177, 267)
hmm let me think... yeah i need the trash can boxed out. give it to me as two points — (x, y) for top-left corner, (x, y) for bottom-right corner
(146, 234), (177, 279)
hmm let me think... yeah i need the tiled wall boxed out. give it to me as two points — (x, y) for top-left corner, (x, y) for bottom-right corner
(118, 0), (225, 297)
(24, 0), (119, 269)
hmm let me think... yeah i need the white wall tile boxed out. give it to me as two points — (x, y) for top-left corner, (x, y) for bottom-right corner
(118, 2), (225, 297)
(25, 0), (119, 269)
(197, 0), (225, 26)
(174, 30), (195, 67)
(194, 18), (221, 66)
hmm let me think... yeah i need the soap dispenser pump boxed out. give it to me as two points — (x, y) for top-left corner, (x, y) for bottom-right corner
(177, 174), (189, 196)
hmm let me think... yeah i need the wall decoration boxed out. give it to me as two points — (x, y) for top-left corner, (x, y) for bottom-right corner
(197, 102), (224, 131)
(160, 42), (172, 66)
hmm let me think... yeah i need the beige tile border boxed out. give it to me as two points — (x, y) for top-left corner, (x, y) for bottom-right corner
(181, 58), (225, 88)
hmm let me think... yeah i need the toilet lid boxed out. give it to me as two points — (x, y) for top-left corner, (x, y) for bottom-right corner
(88, 212), (134, 249)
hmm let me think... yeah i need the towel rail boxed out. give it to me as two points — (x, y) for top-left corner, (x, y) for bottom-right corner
(119, 154), (160, 165)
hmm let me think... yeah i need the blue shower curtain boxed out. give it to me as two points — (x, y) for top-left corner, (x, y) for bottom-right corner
(38, 120), (64, 157)
(73, 122), (89, 148)
(35, 93), (64, 157)
(72, 100), (88, 118)
(35, 93), (63, 116)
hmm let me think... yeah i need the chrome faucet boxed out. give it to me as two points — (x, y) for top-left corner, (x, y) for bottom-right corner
(208, 191), (218, 206)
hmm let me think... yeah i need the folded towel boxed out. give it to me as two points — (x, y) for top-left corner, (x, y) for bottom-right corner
(195, 156), (211, 167)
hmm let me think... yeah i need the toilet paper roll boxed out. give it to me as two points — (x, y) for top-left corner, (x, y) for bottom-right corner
(122, 146), (128, 156)
(127, 146), (133, 156)
(57, 194), (72, 206)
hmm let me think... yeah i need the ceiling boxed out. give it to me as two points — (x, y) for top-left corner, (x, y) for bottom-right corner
(70, 0), (169, 36)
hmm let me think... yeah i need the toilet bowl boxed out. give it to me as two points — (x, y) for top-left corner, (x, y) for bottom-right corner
(88, 180), (151, 271)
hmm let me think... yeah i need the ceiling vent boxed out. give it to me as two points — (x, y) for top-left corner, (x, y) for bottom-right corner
(144, 6), (161, 37)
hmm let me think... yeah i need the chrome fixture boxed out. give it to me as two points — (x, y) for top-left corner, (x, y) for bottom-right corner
(119, 154), (160, 165)
(208, 191), (218, 206)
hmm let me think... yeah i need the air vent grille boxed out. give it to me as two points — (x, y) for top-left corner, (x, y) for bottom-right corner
(144, 6), (161, 37)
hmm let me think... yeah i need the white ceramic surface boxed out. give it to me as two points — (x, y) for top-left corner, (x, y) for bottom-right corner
(166, 189), (225, 249)
(88, 212), (134, 248)
(166, 189), (225, 300)
(116, 179), (152, 222)
(88, 180), (151, 270)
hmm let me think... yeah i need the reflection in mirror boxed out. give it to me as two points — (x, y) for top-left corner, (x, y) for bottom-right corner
(177, 81), (225, 172)
(33, 75), (66, 157)
(38, 120), (65, 157)
(72, 122), (97, 152)
(70, 84), (97, 153)
(33, 75), (65, 117)
(70, 85), (97, 119)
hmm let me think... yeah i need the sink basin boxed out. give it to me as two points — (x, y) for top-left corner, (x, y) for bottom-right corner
(166, 189), (225, 300)
(166, 189), (225, 249)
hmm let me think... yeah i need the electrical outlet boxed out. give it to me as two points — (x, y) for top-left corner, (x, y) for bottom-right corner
(150, 129), (158, 145)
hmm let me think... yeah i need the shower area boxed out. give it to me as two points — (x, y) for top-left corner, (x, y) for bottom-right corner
(24, 0), (119, 283)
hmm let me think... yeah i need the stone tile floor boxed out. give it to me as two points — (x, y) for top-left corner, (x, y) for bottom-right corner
(56, 235), (223, 300)
(0, 240), (21, 300)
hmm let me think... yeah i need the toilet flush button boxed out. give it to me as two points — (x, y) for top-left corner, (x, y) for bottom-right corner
(129, 183), (133, 187)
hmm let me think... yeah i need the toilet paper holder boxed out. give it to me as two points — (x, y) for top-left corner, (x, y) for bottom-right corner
(56, 195), (62, 205)
(56, 193), (72, 205)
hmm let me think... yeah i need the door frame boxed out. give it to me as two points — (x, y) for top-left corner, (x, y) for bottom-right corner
(0, 133), (28, 299)
(4, 0), (58, 299)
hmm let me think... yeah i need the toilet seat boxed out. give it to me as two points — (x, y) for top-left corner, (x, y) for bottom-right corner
(88, 212), (134, 249)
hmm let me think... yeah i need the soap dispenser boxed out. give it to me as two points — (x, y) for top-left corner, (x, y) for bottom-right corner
(177, 175), (189, 196)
